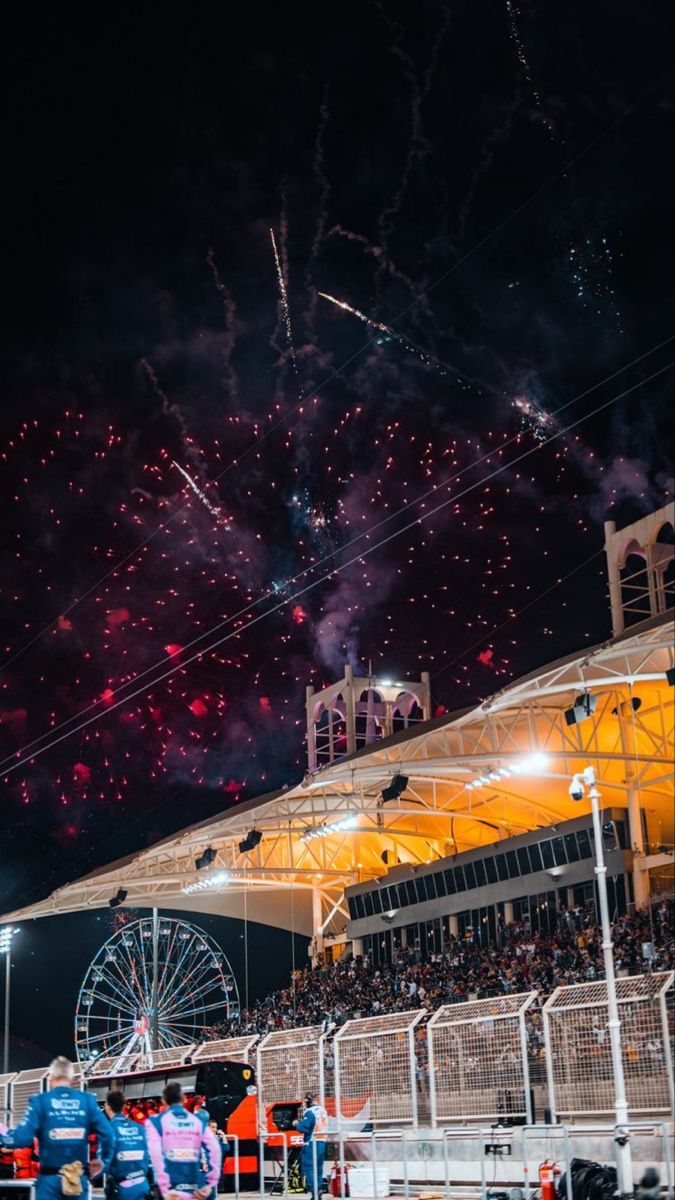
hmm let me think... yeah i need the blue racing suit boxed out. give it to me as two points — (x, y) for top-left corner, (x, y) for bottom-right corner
(294, 1105), (327, 1200)
(1, 1086), (112, 1200)
(101, 1114), (150, 1200)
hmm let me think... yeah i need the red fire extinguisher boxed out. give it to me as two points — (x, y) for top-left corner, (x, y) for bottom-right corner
(330, 1164), (350, 1197)
(539, 1160), (561, 1200)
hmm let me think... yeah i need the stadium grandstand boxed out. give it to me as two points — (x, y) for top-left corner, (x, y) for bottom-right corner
(1, 503), (674, 1183)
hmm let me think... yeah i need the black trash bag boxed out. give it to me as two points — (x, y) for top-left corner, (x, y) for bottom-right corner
(557, 1158), (619, 1200)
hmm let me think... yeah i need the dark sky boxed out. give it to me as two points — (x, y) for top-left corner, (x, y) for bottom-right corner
(0, 1), (673, 1062)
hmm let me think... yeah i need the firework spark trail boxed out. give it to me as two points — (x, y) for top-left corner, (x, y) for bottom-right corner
(318, 291), (456, 378)
(270, 225), (297, 375)
(206, 248), (239, 401)
(504, 0), (555, 138)
(172, 460), (222, 519)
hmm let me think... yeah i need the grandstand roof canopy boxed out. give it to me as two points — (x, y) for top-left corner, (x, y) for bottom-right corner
(2, 612), (673, 936)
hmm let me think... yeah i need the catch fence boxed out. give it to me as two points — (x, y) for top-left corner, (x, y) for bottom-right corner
(543, 971), (675, 1119)
(334, 1010), (425, 1128)
(428, 991), (537, 1125)
(256, 1024), (333, 1122)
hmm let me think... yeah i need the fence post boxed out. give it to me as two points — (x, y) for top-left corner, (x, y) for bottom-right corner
(428, 1017), (437, 1129)
(659, 989), (675, 1118)
(409, 1026), (419, 1129)
(519, 1008), (534, 1124)
(371, 1130), (379, 1200)
(542, 1002), (557, 1124)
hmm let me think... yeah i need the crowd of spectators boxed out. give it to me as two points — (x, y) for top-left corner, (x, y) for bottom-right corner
(208, 899), (673, 1039)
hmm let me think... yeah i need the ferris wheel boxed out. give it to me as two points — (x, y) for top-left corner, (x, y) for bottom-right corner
(74, 916), (239, 1066)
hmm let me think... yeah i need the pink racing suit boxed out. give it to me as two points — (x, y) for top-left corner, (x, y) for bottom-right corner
(146, 1106), (221, 1198)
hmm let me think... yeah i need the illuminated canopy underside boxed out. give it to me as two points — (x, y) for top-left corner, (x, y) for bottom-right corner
(3, 613), (673, 937)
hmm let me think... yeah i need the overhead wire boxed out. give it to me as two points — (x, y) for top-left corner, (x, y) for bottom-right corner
(2, 339), (671, 770)
(1, 360), (671, 778)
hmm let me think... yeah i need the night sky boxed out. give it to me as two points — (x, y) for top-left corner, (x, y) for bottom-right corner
(0, 1), (673, 1062)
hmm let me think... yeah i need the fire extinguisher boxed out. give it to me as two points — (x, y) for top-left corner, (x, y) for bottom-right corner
(330, 1163), (350, 1197)
(539, 1160), (561, 1200)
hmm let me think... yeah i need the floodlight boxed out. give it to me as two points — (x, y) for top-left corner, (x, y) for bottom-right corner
(238, 829), (263, 854)
(564, 692), (597, 726)
(195, 846), (218, 871)
(381, 773), (409, 802)
(109, 888), (128, 909)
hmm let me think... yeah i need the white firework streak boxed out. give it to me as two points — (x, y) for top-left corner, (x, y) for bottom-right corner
(172, 461), (221, 518)
(318, 291), (451, 377)
(270, 227), (297, 372)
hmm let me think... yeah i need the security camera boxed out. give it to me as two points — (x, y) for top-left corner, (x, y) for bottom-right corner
(569, 776), (584, 802)
(582, 766), (597, 787)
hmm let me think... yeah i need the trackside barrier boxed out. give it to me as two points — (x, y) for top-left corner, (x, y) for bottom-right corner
(521, 1121), (674, 1200)
(428, 991), (537, 1126)
(543, 972), (675, 1120)
(442, 1126), (487, 1200)
(328, 1128), (490, 1200)
(226, 1132), (240, 1200)
(614, 1122), (673, 1197)
(257, 1024), (334, 1122)
(334, 1010), (425, 1128)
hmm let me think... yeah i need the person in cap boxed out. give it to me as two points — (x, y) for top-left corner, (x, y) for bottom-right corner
(292, 1091), (327, 1200)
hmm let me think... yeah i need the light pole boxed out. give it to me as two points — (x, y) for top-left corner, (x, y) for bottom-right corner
(0, 926), (19, 1078)
(569, 768), (633, 1195)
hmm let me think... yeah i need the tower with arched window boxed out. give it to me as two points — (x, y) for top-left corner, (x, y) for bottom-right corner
(305, 665), (431, 771)
(604, 501), (675, 637)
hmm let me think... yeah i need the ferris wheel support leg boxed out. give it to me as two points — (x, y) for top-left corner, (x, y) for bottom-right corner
(151, 908), (160, 1052)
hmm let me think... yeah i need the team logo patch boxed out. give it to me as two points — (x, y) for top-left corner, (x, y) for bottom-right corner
(118, 1151), (144, 1161)
(166, 1149), (199, 1162)
(49, 1128), (86, 1140)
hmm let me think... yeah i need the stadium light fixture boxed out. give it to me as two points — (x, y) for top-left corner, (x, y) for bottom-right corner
(301, 814), (358, 843)
(108, 888), (128, 909)
(568, 766), (633, 1192)
(381, 773), (409, 802)
(465, 752), (547, 789)
(182, 870), (230, 895)
(564, 691), (597, 727)
(238, 829), (263, 854)
(195, 846), (218, 871)
(1, 926), (18, 1075)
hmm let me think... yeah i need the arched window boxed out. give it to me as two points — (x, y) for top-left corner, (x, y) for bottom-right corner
(355, 688), (385, 750)
(393, 691), (424, 733)
(313, 701), (348, 766)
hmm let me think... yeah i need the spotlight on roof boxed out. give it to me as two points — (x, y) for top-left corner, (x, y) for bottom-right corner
(381, 773), (409, 803)
(564, 692), (597, 727)
(238, 829), (263, 854)
(666, 667), (675, 687)
(381, 909), (398, 925)
(195, 846), (218, 871)
(109, 888), (128, 909)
